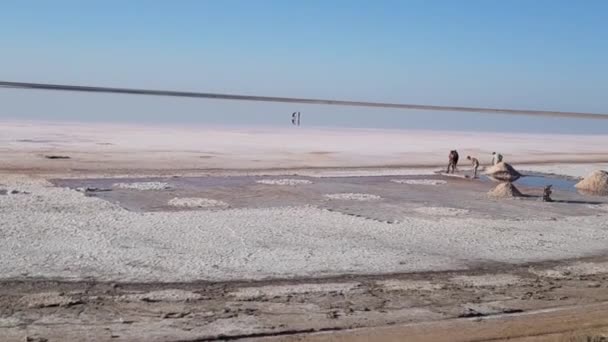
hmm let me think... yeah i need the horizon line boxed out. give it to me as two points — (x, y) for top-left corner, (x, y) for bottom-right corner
(2, 80), (608, 120)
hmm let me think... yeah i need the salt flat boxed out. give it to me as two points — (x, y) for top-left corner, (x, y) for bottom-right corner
(1, 174), (608, 282)
(2, 121), (608, 342)
(1, 120), (608, 173)
(1, 121), (607, 283)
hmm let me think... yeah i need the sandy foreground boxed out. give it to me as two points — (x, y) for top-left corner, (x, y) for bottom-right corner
(1, 121), (608, 341)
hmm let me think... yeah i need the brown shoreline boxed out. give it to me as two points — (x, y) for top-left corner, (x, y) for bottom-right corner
(0, 157), (606, 177)
(3, 255), (608, 341)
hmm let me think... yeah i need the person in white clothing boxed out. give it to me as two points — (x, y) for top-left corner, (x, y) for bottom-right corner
(491, 152), (503, 165)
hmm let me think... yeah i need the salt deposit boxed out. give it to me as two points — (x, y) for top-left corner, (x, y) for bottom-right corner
(230, 283), (360, 299)
(377, 280), (444, 291)
(19, 292), (81, 308)
(488, 182), (523, 198)
(324, 193), (382, 201)
(256, 179), (313, 186)
(119, 289), (203, 302)
(391, 179), (447, 185)
(168, 197), (228, 208)
(485, 162), (522, 182)
(414, 207), (469, 216)
(588, 204), (608, 211)
(575, 170), (608, 194)
(303, 168), (437, 178)
(2, 175), (608, 282)
(530, 262), (608, 279)
(450, 274), (521, 287)
(113, 182), (171, 191)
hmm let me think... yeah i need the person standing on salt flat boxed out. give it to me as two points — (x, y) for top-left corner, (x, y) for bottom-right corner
(492, 152), (503, 165)
(447, 150), (459, 174)
(467, 155), (480, 178)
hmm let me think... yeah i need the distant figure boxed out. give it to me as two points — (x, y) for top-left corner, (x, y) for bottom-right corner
(467, 156), (480, 178)
(447, 150), (459, 174)
(543, 185), (553, 202)
(291, 112), (301, 126)
(492, 152), (503, 165)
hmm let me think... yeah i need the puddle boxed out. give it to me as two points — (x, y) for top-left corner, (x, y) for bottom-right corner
(518, 175), (578, 192)
(50, 174), (608, 219)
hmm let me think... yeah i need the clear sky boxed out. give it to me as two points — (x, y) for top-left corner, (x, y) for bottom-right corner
(1, 0), (607, 133)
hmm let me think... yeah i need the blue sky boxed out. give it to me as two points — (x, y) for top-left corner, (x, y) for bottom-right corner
(1, 0), (607, 133)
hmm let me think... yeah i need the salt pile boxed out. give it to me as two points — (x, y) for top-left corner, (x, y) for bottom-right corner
(575, 170), (608, 194)
(391, 179), (447, 185)
(256, 179), (313, 186)
(324, 193), (381, 201)
(113, 182), (171, 191)
(487, 182), (523, 198)
(168, 197), (228, 208)
(485, 162), (522, 182)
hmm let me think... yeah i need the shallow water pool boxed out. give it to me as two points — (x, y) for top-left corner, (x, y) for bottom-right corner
(481, 174), (578, 192)
(517, 175), (578, 192)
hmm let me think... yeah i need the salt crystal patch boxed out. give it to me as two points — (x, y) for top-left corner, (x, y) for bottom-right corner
(119, 289), (203, 302)
(586, 204), (608, 211)
(230, 282), (359, 299)
(529, 268), (568, 279)
(414, 207), (469, 216)
(377, 280), (444, 291)
(451, 274), (521, 287)
(324, 193), (381, 201)
(256, 179), (312, 186)
(530, 262), (608, 279)
(19, 292), (81, 308)
(391, 179), (447, 185)
(113, 182), (170, 191)
(168, 197), (228, 208)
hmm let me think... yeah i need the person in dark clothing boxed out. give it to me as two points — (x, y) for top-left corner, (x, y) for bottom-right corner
(543, 185), (553, 202)
(447, 150), (459, 174)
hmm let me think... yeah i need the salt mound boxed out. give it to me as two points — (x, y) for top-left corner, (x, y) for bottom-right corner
(256, 179), (312, 186)
(391, 179), (447, 186)
(575, 170), (608, 194)
(488, 182), (523, 198)
(114, 182), (171, 191)
(485, 162), (522, 182)
(324, 193), (381, 201)
(168, 197), (228, 208)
